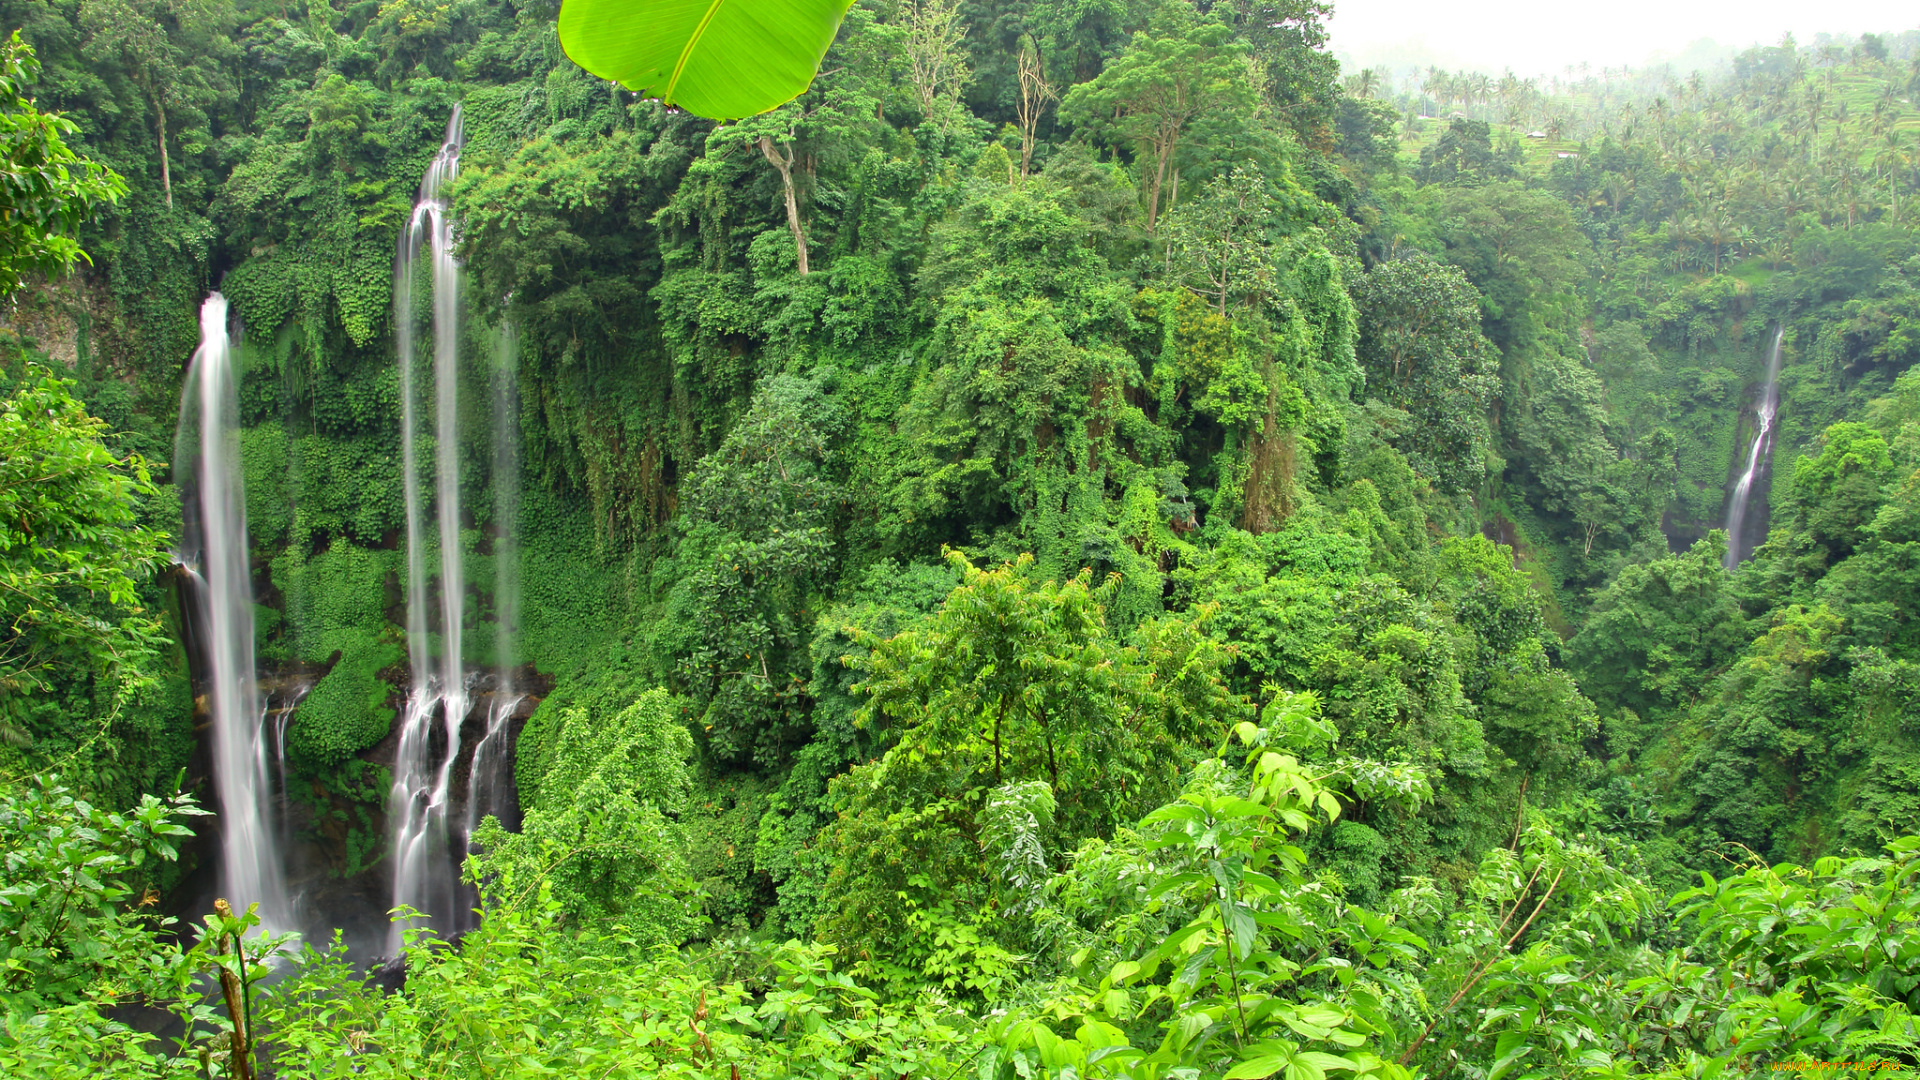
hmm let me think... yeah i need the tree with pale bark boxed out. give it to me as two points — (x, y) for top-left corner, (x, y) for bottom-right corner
(1060, 11), (1254, 235)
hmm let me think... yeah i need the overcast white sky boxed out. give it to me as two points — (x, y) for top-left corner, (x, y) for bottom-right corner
(1326, 0), (1920, 79)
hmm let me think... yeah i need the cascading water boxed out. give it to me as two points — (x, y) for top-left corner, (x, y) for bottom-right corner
(389, 106), (469, 950)
(1723, 325), (1787, 570)
(176, 293), (293, 932)
(465, 324), (522, 839)
(268, 680), (311, 871)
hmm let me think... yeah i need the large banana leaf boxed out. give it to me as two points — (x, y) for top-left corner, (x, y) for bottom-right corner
(559, 0), (853, 120)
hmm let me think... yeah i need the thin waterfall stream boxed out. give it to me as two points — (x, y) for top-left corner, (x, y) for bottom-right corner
(466, 323), (523, 840)
(1723, 325), (1786, 570)
(389, 105), (468, 950)
(269, 680), (311, 881)
(176, 293), (294, 933)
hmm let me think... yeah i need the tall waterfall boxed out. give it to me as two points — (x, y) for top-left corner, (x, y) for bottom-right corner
(389, 106), (468, 950)
(177, 293), (293, 932)
(1723, 325), (1787, 570)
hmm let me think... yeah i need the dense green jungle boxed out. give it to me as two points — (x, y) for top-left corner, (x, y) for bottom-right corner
(5, 0), (1920, 1074)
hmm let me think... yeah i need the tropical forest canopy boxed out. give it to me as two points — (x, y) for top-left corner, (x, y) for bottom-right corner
(4, 0), (1920, 1075)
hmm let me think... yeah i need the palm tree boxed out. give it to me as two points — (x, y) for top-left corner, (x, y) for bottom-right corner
(1603, 175), (1634, 214)
(1496, 72), (1529, 125)
(1872, 81), (1899, 136)
(1582, 177), (1611, 214)
(1816, 43), (1844, 91)
(1422, 67), (1450, 111)
(1830, 149), (1866, 228)
(1761, 231), (1792, 270)
(1703, 209), (1745, 272)
(1872, 131), (1911, 183)
(1664, 214), (1695, 271)
(1466, 72), (1492, 109)
(1778, 174), (1812, 217)
(1887, 189), (1916, 228)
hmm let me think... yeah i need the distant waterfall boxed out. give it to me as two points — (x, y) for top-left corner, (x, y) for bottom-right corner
(1723, 325), (1786, 570)
(176, 293), (293, 932)
(389, 106), (468, 950)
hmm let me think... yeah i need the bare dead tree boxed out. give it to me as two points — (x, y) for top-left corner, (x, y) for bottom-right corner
(1015, 35), (1056, 178)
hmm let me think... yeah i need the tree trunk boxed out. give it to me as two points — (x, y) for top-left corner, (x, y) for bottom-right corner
(1147, 141), (1172, 235)
(758, 136), (808, 275)
(1015, 42), (1052, 181)
(151, 90), (172, 208)
(213, 925), (254, 1080)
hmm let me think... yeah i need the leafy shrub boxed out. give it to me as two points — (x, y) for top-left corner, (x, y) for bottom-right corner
(472, 688), (699, 944)
(0, 776), (201, 1014)
(271, 540), (398, 663)
(286, 634), (400, 772)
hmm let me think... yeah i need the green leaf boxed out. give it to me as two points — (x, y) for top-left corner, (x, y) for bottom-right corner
(1295, 1005), (1346, 1029)
(1489, 1030), (1534, 1080)
(1224, 903), (1258, 959)
(1213, 797), (1270, 820)
(1225, 1055), (1291, 1079)
(1171, 1010), (1212, 1051)
(1032, 1023), (1062, 1069)
(1087, 1044), (1143, 1067)
(1146, 804), (1209, 826)
(558, 0), (855, 120)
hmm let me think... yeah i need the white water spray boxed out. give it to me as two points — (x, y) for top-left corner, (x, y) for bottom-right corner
(389, 106), (468, 951)
(177, 293), (293, 932)
(1723, 325), (1786, 570)
(465, 693), (523, 840)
